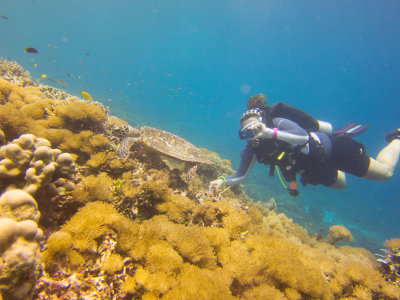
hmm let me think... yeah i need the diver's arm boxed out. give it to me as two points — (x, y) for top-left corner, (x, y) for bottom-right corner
(253, 118), (309, 145)
(274, 118), (309, 145)
(224, 145), (257, 185)
(209, 146), (256, 192)
(225, 153), (257, 185)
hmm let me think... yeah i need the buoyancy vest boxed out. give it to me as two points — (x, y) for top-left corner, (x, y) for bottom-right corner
(253, 103), (326, 184)
(265, 102), (320, 132)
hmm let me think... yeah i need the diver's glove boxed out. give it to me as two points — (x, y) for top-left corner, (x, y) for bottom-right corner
(208, 177), (225, 193)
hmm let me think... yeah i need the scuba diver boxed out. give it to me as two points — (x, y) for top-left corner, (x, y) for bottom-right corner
(209, 94), (400, 196)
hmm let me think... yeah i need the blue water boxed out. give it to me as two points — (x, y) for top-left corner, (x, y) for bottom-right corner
(2, 0), (400, 251)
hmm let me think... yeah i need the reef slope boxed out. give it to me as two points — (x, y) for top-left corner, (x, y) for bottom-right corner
(0, 59), (399, 299)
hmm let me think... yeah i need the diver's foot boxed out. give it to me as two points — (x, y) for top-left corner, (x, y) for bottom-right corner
(385, 129), (400, 143)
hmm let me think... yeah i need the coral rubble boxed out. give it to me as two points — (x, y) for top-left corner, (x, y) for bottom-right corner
(0, 60), (399, 299)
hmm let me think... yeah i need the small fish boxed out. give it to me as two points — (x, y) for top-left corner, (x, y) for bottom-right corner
(1, 15), (8, 20)
(40, 74), (47, 78)
(66, 73), (72, 77)
(48, 78), (56, 82)
(84, 52), (89, 55)
(57, 79), (66, 85)
(33, 63), (37, 68)
(81, 91), (92, 100)
(25, 47), (38, 54)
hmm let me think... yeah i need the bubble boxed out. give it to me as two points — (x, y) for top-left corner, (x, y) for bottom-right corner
(240, 83), (251, 94)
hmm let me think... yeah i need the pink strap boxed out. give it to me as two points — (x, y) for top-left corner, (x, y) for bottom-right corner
(272, 128), (278, 139)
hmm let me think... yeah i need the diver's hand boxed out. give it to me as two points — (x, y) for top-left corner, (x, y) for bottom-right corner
(248, 123), (274, 139)
(208, 178), (224, 193)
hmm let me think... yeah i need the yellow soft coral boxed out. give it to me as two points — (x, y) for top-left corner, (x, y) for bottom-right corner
(162, 263), (233, 300)
(72, 172), (114, 204)
(52, 99), (107, 132)
(325, 225), (354, 245)
(243, 284), (287, 299)
(384, 238), (400, 251)
(43, 231), (85, 270)
(156, 192), (195, 224)
(101, 253), (124, 275)
(145, 240), (183, 274)
(0, 102), (32, 140)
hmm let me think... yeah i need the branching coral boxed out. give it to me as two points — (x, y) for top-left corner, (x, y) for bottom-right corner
(0, 58), (34, 87)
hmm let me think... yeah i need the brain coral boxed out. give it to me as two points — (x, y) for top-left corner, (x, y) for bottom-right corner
(0, 189), (43, 300)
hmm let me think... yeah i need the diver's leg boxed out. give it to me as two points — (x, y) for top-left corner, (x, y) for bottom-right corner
(328, 171), (346, 190)
(363, 140), (400, 180)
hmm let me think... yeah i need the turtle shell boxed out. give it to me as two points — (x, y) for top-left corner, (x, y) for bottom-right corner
(140, 126), (212, 164)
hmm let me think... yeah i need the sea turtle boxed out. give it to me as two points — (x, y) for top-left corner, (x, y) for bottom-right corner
(116, 126), (212, 164)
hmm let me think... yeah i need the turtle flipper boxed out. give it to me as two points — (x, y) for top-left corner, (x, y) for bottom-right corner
(117, 137), (139, 159)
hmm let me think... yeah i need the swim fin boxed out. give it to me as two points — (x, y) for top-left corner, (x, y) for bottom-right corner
(334, 122), (369, 138)
(385, 128), (400, 143)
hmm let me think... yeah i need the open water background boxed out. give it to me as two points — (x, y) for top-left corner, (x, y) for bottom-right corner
(2, 0), (400, 251)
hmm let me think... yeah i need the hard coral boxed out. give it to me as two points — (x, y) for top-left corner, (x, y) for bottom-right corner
(0, 134), (75, 196)
(0, 190), (43, 300)
(0, 58), (34, 87)
(35, 127), (111, 164)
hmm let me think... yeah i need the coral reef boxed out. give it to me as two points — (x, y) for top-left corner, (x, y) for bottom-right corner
(0, 60), (399, 299)
(377, 238), (400, 288)
(0, 189), (43, 300)
(39, 200), (400, 299)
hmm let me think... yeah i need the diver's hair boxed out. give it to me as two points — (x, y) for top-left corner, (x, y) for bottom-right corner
(247, 93), (269, 110)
